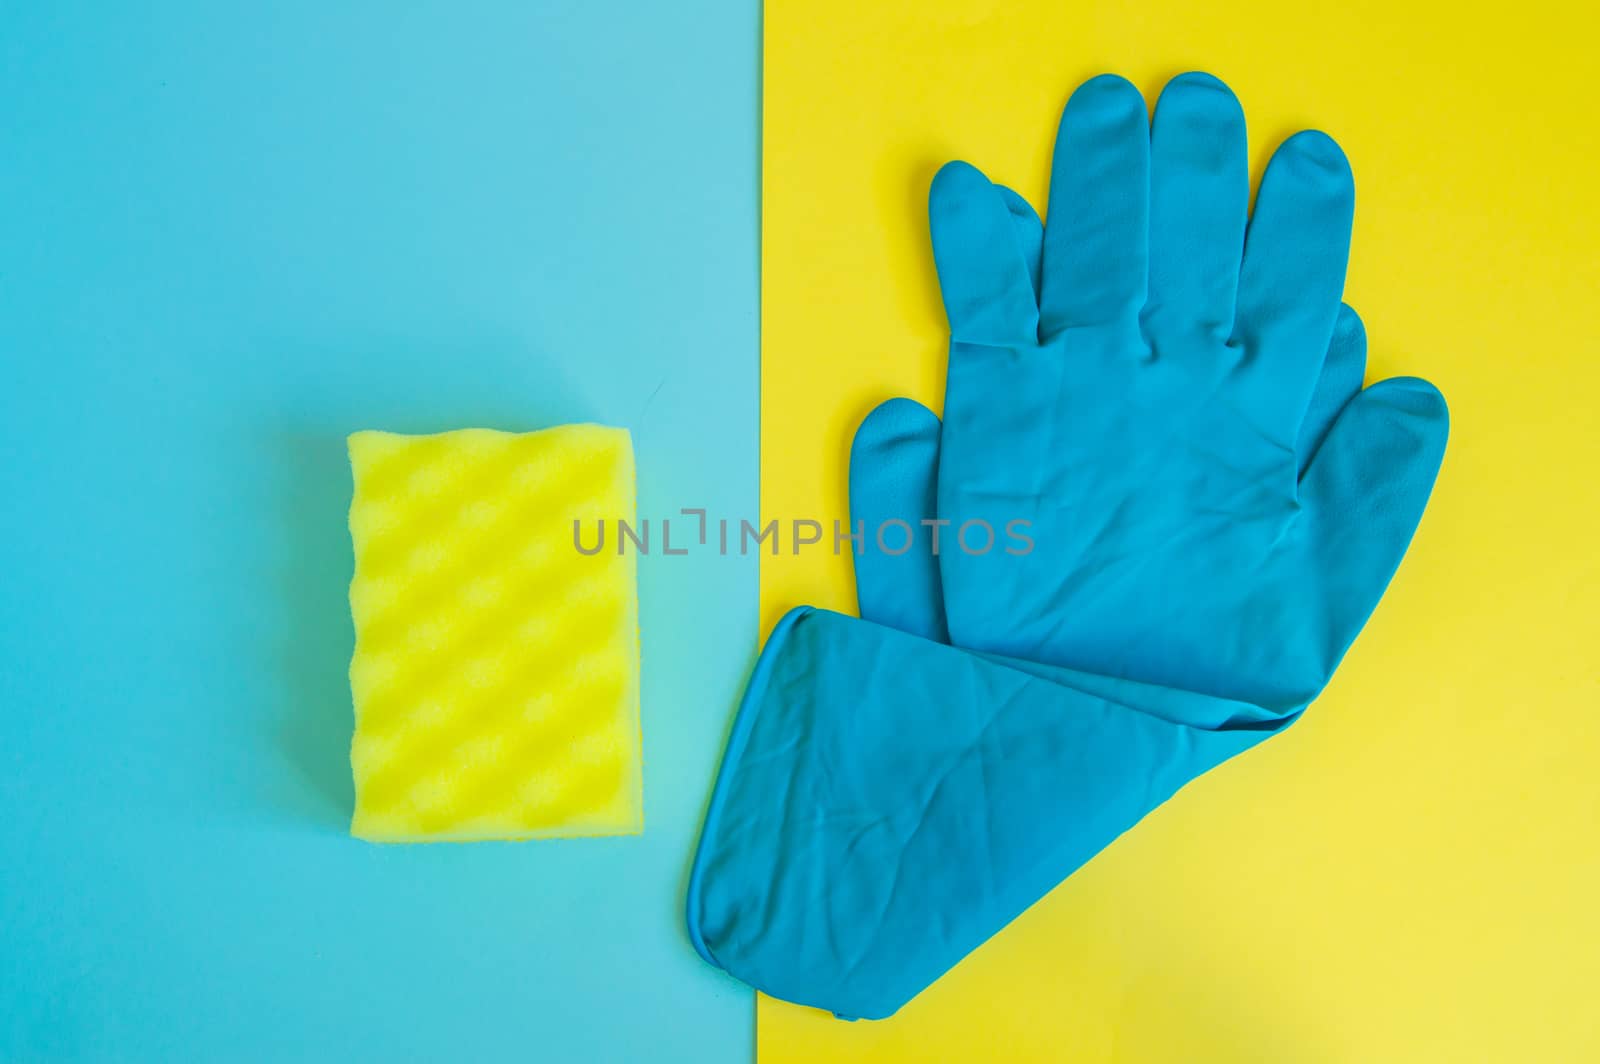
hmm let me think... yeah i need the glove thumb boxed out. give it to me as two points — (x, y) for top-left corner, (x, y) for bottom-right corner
(1298, 376), (1449, 638)
(849, 398), (948, 642)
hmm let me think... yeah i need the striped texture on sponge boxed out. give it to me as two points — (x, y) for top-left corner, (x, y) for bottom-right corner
(346, 426), (642, 842)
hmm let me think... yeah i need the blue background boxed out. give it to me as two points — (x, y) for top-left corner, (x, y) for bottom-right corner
(1, 3), (758, 1060)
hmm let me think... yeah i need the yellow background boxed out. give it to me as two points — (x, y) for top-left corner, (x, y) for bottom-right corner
(760, 1), (1599, 1060)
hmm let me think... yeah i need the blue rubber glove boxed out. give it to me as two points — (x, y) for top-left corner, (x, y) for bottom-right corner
(918, 72), (1447, 709)
(687, 73), (1447, 1020)
(687, 607), (1279, 1020)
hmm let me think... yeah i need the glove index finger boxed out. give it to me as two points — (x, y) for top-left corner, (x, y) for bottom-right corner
(1230, 130), (1355, 442)
(1295, 303), (1368, 473)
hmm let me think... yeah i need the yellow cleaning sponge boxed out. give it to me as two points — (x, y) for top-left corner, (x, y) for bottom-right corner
(346, 425), (642, 842)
